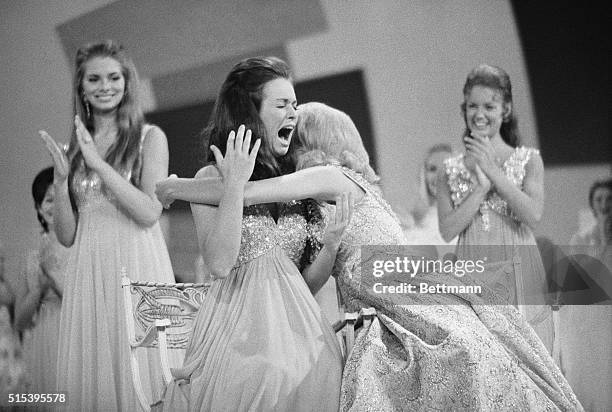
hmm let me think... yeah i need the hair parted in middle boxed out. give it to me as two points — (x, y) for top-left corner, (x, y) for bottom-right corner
(293, 102), (379, 184)
(68, 39), (146, 187)
(202, 56), (294, 180)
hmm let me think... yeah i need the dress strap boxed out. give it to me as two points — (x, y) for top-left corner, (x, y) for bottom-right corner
(336, 165), (403, 226)
(337, 165), (370, 194)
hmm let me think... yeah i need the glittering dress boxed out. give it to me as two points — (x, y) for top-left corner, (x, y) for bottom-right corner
(444, 147), (554, 352)
(333, 166), (582, 411)
(164, 201), (343, 412)
(22, 232), (68, 394)
(57, 125), (177, 411)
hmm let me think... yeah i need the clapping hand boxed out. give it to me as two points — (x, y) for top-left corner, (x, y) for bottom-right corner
(464, 133), (498, 175)
(209, 125), (261, 187)
(473, 163), (492, 193)
(74, 115), (105, 171)
(323, 192), (353, 251)
(39, 131), (70, 183)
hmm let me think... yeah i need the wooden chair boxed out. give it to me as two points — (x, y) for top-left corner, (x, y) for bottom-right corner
(332, 307), (377, 360)
(121, 271), (210, 412)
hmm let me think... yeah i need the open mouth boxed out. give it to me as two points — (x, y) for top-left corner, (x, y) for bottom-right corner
(278, 126), (294, 141)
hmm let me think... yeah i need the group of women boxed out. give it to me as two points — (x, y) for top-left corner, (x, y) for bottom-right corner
(12, 38), (582, 411)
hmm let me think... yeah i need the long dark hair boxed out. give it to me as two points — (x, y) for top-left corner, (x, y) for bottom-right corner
(461, 64), (521, 147)
(32, 167), (54, 232)
(67, 40), (145, 186)
(202, 56), (294, 180)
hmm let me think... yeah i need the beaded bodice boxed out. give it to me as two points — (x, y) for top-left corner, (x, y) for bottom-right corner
(234, 200), (324, 269)
(70, 125), (152, 210)
(71, 168), (113, 210)
(444, 146), (538, 229)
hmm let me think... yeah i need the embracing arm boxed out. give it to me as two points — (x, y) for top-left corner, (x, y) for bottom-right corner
(484, 152), (544, 228)
(159, 166), (364, 206)
(437, 168), (489, 242)
(301, 194), (352, 294)
(191, 167), (245, 280)
(94, 126), (168, 227)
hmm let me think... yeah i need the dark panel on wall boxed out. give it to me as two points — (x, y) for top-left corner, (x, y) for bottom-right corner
(152, 46), (289, 111)
(511, 0), (610, 165)
(146, 69), (375, 209)
(296, 70), (376, 170)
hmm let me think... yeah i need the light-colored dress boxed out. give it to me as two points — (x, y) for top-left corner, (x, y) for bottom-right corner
(56, 125), (177, 411)
(165, 200), (343, 412)
(333, 166), (582, 411)
(444, 147), (554, 352)
(22, 232), (68, 394)
(0, 306), (28, 408)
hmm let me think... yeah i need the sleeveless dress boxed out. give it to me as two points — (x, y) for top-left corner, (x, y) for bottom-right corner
(164, 201), (343, 412)
(56, 125), (177, 411)
(22, 232), (68, 394)
(332, 166), (582, 411)
(444, 147), (554, 352)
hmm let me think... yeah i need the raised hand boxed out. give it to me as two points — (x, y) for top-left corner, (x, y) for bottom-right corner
(323, 192), (353, 251)
(74, 115), (105, 171)
(209, 125), (261, 187)
(39, 131), (70, 183)
(155, 174), (178, 209)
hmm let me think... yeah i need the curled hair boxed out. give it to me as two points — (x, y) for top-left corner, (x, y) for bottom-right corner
(32, 167), (54, 232)
(202, 56), (294, 180)
(461, 64), (520, 147)
(68, 40), (145, 186)
(588, 178), (612, 211)
(293, 102), (379, 184)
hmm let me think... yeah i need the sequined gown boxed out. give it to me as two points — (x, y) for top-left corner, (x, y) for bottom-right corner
(444, 147), (554, 352)
(22, 232), (68, 394)
(164, 201), (343, 412)
(56, 125), (177, 411)
(333, 166), (582, 411)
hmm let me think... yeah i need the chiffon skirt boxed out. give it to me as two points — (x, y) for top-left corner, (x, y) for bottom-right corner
(57, 201), (178, 411)
(165, 246), (343, 412)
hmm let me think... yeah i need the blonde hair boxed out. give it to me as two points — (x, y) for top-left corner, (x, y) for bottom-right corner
(294, 102), (378, 183)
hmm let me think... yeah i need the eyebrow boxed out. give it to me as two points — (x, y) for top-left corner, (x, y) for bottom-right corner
(86, 71), (121, 76)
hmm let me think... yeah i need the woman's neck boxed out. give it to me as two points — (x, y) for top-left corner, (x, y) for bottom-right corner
(92, 112), (118, 136)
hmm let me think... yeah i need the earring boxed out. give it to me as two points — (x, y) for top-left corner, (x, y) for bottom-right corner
(85, 100), (91, 118)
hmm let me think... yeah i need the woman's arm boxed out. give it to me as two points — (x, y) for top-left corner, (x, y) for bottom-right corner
(465, 136), (544, 228)
(484, 152), (544, 228)
(191, 127), (259, 279)
(39, 131), (77, 246)
(13, 253), (45, 331)
(77, 119), (168, 227)
(301, 193), (352, 294)
(157, 166), (364, 207)
(437, 165), (490, 242)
